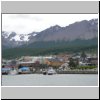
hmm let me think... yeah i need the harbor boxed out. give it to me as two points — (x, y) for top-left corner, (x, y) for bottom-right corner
(2, 53), (98, 75)
(2, 53), (98, 86)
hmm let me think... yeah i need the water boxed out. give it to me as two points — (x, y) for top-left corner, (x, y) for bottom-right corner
(2, 74), (98, 86)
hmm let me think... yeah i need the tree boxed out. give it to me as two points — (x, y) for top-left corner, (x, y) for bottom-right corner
(81, 51), (87, 62)
(68, 58), (77, 68)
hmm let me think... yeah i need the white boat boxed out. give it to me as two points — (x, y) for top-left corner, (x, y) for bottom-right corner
(47, 68), (56, 75)
(9, 69), (18, 75)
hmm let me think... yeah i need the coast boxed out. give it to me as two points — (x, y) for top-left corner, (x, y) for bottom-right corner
(57, 70), (98, 74)
(34, 69), (98, 74)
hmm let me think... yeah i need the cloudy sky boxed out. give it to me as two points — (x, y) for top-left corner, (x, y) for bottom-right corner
(2, 14), (98, 34)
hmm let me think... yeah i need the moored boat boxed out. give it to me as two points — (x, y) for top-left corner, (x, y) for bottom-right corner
(47, 68), (56, 75)
(43, 71), (47, 75)
(18, 66), (31, 74)
(9, 69), (18, 75)
(2, 68), (11, 75)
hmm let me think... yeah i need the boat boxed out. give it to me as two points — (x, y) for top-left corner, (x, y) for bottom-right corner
(9, 69), (18, 75)
(47, 68), (56, 75)
(42, 69), (47, 75)
(2, 68), (11, 75)
(42, 67), (57, 75)
(18, 66), (31, 74)
(42, 70), (47, 75)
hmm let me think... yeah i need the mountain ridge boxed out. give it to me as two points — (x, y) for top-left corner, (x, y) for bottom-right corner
(2, 18), (98, 49)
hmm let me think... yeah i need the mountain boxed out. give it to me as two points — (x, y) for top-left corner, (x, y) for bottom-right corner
(2, 18), (98, 59)
(2, 18), (98, 49)
(2, 31), (38, 48)
(34, 19), (98, 42)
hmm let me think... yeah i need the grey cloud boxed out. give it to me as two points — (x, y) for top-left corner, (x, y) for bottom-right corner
(9, 14), (43, 22)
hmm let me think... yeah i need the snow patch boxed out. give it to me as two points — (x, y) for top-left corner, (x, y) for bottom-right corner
(33, 34), (37, 36)
(2, 31), (12, 38)
(10, 34), (29, 41)
(10, 35), (21, 41)
(23, 35), (29, 41)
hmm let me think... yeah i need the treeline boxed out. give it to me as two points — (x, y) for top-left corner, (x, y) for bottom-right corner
(2, 38), (98, 59)
(21, 38), (98, 49)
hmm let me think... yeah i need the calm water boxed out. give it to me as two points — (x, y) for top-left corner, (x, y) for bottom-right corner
(2, 74), (98, 86)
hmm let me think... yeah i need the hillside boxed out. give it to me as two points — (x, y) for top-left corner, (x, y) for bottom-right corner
(2, 38), (98, 59)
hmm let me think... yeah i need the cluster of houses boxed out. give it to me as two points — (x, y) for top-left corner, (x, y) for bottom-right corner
(2, 53), (98, 74)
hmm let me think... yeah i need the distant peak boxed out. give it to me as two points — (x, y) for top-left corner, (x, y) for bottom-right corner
(48, 25), (61, 31)
(54, 25), (61, 27)
(89, 18), (98, 21)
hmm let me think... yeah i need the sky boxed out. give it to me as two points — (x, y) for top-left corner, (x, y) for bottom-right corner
(2, 14), (98, 34)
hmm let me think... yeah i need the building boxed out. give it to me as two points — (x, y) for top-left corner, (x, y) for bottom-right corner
(18, 56), (53, 64)
(87, 57), (98, 66)
(45, 57), (65, 67)
(56, 54), (72, 62)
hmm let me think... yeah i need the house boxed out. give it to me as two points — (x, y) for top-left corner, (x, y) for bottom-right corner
(87, 57), (98, 66)
(18, 56), (53, 64)
(56, 54), (72, 62)
(45, 57), (64, 67)
(79, 56), (98, 66)
(60, 63), (70, 71)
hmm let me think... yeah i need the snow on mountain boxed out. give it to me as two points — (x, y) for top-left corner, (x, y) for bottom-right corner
(2, 32), (37, 42)
(2, 31), (12, 38)
(33, 33), (37, 36)
(23, 35), (29, 41)
(2, 31), (38, 48)
(10, 34), (29, 41)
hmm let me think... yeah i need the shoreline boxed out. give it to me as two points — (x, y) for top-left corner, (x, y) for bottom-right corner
(29, 70), (98, 74)
(57, 70), (98, 74)
(2, 70), (98, 75)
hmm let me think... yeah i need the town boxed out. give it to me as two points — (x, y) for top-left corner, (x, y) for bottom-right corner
(2, 52), (98, 75)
